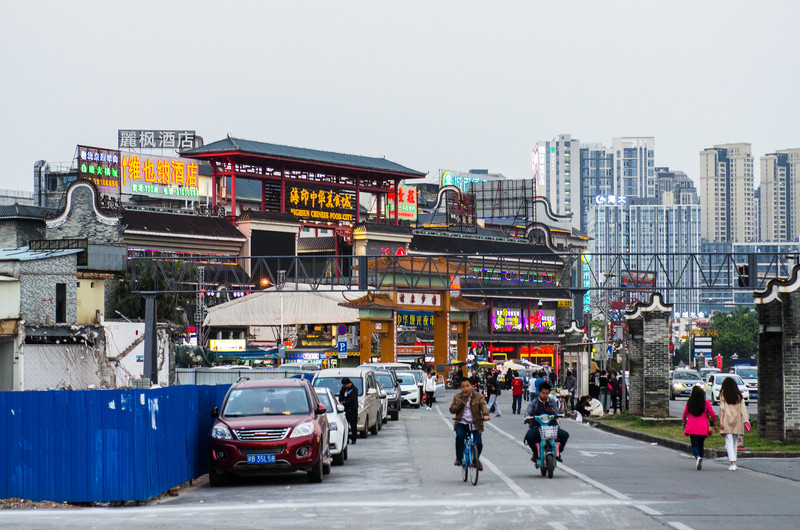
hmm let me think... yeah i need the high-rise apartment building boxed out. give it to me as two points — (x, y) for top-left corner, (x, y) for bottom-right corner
(587, 197), (701, 315)
(760, 149), (800, 242)
(537, 135), (655, 232)
(699, 143), (756, 243)
(534, 134), (580, 224)
(611, 137), (656, 199)
(579, 144), (614, 232)
(654, 167), (699, 205)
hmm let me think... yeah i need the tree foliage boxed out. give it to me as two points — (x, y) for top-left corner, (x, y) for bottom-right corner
(708, 306), (758, 359)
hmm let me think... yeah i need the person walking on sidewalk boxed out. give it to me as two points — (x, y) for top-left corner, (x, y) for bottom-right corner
(486, 373), (502, 417)
(682, 385), (718, 470)
(511, 373), (524, 414)
(423, 370), (437, 410)
(562, 370), (577, 411)
(719, 377), (750, 471)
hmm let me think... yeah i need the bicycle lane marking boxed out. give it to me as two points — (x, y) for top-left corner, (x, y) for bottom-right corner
(484, 419), (663, 518)
(434, 404), (545, 513)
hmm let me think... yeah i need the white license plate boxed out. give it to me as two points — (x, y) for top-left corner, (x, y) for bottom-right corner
(247, 454), (276, 464)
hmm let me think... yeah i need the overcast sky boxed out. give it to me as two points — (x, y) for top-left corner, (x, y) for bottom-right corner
(2, 0), (798, 193)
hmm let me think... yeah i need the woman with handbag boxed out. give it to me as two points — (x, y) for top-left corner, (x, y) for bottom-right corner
(682, 385), (718, 470)
(719, 377), (750, 471)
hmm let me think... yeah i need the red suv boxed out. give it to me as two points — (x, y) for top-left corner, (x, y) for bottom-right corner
(208, 378), (331, 485)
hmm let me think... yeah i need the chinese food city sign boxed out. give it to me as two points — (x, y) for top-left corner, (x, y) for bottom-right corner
(384, 185), (418, 221)
(120, 152), (199, 198)
(77, 145), (121, 196)
(286, 184), (356, 223)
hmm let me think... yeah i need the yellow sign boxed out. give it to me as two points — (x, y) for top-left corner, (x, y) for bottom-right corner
(120, 152), (199, 198)
(558, 300), (572, 308)
(209, 339), (246, 352)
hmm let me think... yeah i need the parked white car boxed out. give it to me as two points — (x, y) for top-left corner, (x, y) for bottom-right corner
(314, 387), (349, 465)
(704, 373), (750, 405)
(395, 371), (421, 408)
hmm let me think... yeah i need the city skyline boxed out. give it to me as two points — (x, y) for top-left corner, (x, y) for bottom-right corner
(2, 1), (799, 193)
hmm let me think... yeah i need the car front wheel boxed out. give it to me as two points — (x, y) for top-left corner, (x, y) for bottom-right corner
(307, 451), (324, 483)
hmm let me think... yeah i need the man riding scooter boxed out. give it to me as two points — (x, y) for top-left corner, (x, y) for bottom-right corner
(524, 381), (569, 461)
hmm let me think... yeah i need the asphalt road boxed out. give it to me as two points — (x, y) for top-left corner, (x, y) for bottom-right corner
(3, 391), (800, 529)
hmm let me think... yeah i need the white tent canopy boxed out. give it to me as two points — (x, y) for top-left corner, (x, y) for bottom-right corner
(203, 284), (367, 327)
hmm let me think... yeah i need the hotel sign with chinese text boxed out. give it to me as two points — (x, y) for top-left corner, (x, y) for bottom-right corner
(286, 184), (356, 223)
(120, 152), (199, 198)
(77, 145), (121, 196)
(118, 129), (196, 151)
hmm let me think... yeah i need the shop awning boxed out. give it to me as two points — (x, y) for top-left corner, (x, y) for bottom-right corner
(204, 283), (366, 327)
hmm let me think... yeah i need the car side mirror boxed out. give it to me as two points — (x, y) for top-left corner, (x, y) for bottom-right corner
(367, 388), (378, 396)
(211, 407), (219, 418)
(336, 404), (345, 413)
(315, 403), (327, 415)
(379, 391), (387, 399)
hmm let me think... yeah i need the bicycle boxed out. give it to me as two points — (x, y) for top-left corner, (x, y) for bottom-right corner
(457, 420), (480, 485)
(556, 391), (570, 417)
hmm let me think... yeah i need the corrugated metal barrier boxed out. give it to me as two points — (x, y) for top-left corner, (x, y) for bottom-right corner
(0, 385), (230, 503)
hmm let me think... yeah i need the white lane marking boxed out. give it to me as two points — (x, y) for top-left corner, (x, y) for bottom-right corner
(578, 450), (615, 457)
(486, 419), (663, 517)
(435, 404), (539, 507)
(668, 522), (694, 530)
(2, 497), (650, 519)
(549, 523), (569, 530)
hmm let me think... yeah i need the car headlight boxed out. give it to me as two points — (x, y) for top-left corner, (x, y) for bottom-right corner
(672, 382), (683, 389)
(212, 424), (233, 440)
(387, 393), (397, 399)
(329, 422), (338, 431)
(290, 422), (316, 438)
(358, 398), (366, 412)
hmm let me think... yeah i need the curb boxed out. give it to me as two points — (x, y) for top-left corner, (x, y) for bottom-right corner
(586, 420), (800, 459)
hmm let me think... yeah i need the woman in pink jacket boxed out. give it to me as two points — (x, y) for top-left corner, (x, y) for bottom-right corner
(682, 385), (718, 470)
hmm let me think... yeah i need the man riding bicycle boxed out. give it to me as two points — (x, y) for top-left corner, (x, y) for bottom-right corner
(524, 381), (569, 462)
(450, 379), (490, 471)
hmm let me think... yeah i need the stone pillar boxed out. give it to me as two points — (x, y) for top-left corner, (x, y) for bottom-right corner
(624, 292), (672, 417)
(754, 267), (800, 441)
(626, 318), (645, 415)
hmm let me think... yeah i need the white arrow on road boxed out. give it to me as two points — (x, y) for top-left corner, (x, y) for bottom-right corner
(579, 450), (615, 457)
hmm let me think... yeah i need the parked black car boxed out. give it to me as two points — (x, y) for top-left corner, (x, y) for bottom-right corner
(374, 369), (401, 421)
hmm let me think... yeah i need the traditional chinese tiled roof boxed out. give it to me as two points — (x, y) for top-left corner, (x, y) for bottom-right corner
(368, 256), (473, 276)
(339, 293), (403, 310)
(450, 296), (485, 312)
(0, 204), (57, 220)
(183, 136), (426, 178)
(122, 210), (246, 240)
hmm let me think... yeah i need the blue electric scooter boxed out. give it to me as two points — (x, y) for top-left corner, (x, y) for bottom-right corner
(525, 413), (561, 479)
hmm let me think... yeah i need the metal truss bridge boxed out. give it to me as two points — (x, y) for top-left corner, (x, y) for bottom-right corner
(129, 251), (796, 296)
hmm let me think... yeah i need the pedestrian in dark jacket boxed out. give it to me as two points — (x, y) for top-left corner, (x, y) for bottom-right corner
(338, 377), (359, 444)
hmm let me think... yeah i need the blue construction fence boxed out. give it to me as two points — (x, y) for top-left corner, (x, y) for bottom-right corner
(0, 384), (230, 503)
